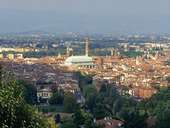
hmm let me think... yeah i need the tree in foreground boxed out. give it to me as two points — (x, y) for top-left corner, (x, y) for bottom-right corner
(61, 117), (77, 128)
(63, 92), (77, 113)
(73, 108), (101, 128)
(0, 69), (48, 128)
(49, 90), (64, 105)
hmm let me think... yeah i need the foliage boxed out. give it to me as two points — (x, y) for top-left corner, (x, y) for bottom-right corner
(17, 80), (37, 105)
(47, 117), (59, 128)
(49, 90), (64, 105)
(63, 92), (77, 113)
(76, 72), (93, 91)
(82, 84), (124, 123)
(63, 107), (103, 128)
(121, 109), (148, 128)
(120, 51), (143, 58)
(83, 85), (97, 111)
(0, 69), (48, 128)
(37, 105), (64, 113)
(140, 88), (170, 128)
(83, 83), (148, 127)
(61, 117), (76, 128)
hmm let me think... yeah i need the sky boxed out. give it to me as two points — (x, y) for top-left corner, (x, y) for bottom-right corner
(0, 0), (170, 34)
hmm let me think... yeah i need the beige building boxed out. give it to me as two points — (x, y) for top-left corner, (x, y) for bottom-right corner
(37, 88), (52, 103)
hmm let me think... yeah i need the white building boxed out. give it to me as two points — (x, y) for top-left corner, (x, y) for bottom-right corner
(64, 38), (95, 69)
(64, 55), (95, 68)
(37, 88), (52, 103)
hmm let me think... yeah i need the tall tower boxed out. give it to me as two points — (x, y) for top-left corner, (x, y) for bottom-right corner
(85, 38), (89, 56)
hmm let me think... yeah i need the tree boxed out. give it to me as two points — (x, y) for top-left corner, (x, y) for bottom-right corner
(93, 103), (108, 119)
(156, 108), (170, 128)
(73, 108), (102, 128)
(76, 72), (93, 91)
(17, 80), (37, 105)
(63, 92), (77, 113)
(47, 117), (59, 128)
(73, 109), (85, 126)
(83, 111), (95, 128)
(49, 90), (64, 105)
(112, 99), (123, 115)
(0, 69), (48, 128)
(150, 88), (170, 128)
(83, 85), (97, 111)
(61, 117), (77, 128)
(123, 110), (147, 128)
(137, 88), (170, 128)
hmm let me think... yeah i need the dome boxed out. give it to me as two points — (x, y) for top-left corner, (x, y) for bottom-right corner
(64, 55), (93, 66)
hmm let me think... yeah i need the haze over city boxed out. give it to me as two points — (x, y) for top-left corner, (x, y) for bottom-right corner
(1, 0), (170, 128)
(0, 0), (170, 34)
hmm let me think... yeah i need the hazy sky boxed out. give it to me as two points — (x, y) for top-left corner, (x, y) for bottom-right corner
(0, 0), (169, 34)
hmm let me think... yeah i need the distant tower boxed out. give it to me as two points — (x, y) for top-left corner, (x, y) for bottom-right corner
(44, 42), (48, 56)
(66, 45), (73, 57)
(66, 45), (70, 56)
(85, 38), (89, 56)
(32, 41), (37, 52)
(111, 49), (115, 56)
(44, 42), (48, 51)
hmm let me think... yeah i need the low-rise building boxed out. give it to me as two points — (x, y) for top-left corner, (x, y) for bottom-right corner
(37, 88), (52, 104)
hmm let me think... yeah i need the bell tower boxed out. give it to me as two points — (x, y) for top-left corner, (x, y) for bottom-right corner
(85, 38), (89, 56)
